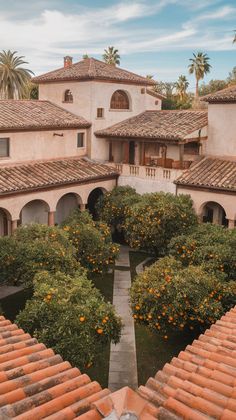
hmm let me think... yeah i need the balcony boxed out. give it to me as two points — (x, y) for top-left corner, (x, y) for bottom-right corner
(108, 162), (183, 182)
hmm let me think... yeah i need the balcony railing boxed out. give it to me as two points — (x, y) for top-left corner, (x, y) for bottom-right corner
(108, 163), (183, 182)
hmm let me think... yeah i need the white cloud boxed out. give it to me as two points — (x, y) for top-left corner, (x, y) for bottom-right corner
(0, 0), (234, 76)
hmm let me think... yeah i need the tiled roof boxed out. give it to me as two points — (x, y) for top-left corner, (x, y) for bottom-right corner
(95, 110), (208, 142)
(32, 57), (155, 86)
(0, 157), (118, 195)
(0, 100), (90, 132)
(175, 157), (236, 192)
(146, 89), (166, 100)
(138, 306), (236, 420)
(201, 84), (236, 103)
(2, 307), (236, 418)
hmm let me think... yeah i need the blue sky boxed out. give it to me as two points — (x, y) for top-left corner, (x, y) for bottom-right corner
(0, 0), (235, 90)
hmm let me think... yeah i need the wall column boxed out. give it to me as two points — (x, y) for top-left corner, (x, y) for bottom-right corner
(11, 219), (18, 233)
(179, 144), (184, 169)
(48, 211), (55, 227)
(80, 203), (87, 211)
(228, 219), (235, 229)
(140, 142), (145, 166)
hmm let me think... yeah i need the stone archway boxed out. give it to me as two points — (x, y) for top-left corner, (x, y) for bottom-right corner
(55, 192), (82, 225)
(201, 201), (228, 227)
(0, 208), (12, 236)
(20, 200), (50, 226)
(87, 187), (106, 219)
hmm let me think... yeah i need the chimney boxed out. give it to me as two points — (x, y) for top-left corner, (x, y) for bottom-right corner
(64, 56), (73, 68)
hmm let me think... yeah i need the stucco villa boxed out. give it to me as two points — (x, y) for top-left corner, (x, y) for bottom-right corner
(0, 56), (235, 234)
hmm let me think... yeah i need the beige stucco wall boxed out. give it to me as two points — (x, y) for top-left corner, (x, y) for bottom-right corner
(0, 178), (117, 222)
(177, 186), (236, 221)
(206, 104), (236, 157)
(0, 129), (87, 164)
(39, 81), (161, 162)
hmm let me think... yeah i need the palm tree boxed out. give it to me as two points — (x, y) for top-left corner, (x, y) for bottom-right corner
(175, 75), (189, 101)
(0, 50), (33, 99)
(103, 46), (120, 66)
(233, 31), (236, 43)
(188, 52), (211, 100)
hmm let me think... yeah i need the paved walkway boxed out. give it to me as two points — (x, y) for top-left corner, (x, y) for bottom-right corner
(108, 246), (138, 391)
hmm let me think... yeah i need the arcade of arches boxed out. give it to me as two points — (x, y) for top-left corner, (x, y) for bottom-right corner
(0, 186), (108, 236)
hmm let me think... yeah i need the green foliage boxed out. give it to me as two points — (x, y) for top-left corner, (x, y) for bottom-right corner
(61, 210), (119, 273)
(168, 223), (236, 280)
(0, 224), (79, 286)
(16, 271), (122, 368)
(0, 50), (33, 99)
(124, 192), (197, 255)
(96, 186), (141, 232)
(199, 79), (228, 96)
(130, 257), (236, 337)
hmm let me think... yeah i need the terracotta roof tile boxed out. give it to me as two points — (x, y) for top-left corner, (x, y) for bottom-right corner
(201, 84), (236, 103)
(32, 57), (155, 86)
(2, 308), (236, 418)
(0, 100), (90, 131)
(138, 306), (236, 419)
(0, 157), (118, 195)
(95, 110), (208, 141)
(175, 156), (236, 192)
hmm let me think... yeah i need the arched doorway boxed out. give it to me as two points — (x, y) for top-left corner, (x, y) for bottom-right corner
(87, 188), (106, 219)
(20, 200), (50, 226)
(202, 201), (228, 227)
(55, 193), (81, 225)
(0, 208), (11, 236)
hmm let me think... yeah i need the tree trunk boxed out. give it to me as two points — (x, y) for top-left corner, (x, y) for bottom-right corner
(195, 78), (199, 99)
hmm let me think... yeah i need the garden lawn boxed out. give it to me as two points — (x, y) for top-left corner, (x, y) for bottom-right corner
(135, 324), (196, 385)
(85, 268), (114, 388)
(129, 250), (197, 385)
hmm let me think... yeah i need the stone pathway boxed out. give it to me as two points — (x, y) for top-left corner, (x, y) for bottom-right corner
(0, 285), (24, 299)
(108, 246), (138, 391)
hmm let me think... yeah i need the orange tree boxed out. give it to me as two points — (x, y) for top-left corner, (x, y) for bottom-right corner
(168, 223), (236, 280)
(124, 192), (197, 255)
(96, 186), (141, 233)
(16, 270), (122, 368)
(130, 256), (236, 338)
(61, 210), (119, 273)
(0, 224), (79, 286)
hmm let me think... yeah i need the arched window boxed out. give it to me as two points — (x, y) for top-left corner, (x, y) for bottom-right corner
(110, 90), (130, 110)
(64, 89), (73, 103)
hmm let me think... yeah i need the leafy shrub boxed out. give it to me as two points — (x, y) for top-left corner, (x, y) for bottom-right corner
(96, 186), (141, 232)
(130, 256), (236, 338)
(62, 210), (119, 273)
(16, 270), (122, 368)
(124, 193), (197, 255)
(168, 223), (236, 280)
(0, 224), (79, 286)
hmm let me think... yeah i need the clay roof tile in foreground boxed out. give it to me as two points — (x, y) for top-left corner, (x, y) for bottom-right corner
(32, 57), (155, 86)
(0, 100), (90, 132)
(175, 156), (236, 192)
(201, 84), (236, 103)
(1, 308), (236, 418)
(0, 157), (118, 195)
(95, 110), (208, 142)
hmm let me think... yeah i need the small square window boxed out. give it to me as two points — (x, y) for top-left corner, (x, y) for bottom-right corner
(141, 88), (145, 94)
(97, 108), (104, 118)
(77, 133), (84, 148)
(0, 138), (9, 157)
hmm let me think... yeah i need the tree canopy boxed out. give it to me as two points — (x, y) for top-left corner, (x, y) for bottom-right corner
(0, 50), (33, 99)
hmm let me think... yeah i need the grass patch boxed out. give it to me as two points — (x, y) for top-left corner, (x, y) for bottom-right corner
(89, 269), (114, 303)
(135, 324), (196, 385)
(129, 250), (151, 282)
(0, 288), (32, 321)
(86, 268), (115, 387)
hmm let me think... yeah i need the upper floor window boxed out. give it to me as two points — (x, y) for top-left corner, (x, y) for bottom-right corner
(77, 133), (84, 148)
(110, 90), (130, 110)
(97, 108), (104, 118)
(0, 138), (9, 157)
(64, 89), (73, 103)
